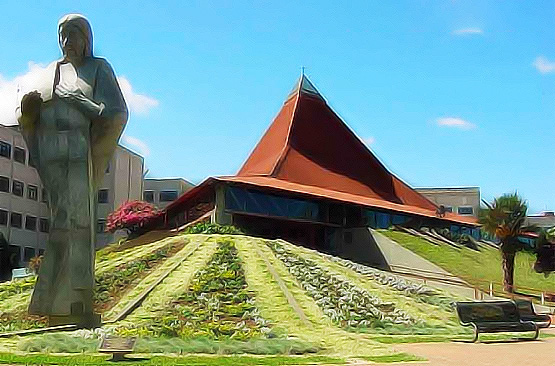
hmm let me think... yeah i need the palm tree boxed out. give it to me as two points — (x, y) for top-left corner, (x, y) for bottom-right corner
(479, 193), (529, 293)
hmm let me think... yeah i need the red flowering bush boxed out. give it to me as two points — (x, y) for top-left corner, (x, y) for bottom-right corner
(106, 200), (160, 238)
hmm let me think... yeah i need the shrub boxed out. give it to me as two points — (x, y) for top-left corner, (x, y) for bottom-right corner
(182, 222), (243, 235)
(106, 200), (159, 238)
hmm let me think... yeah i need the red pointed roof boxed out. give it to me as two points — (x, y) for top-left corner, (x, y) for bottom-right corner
(238, 75), (438, 212)
(166, 75), (477, 226)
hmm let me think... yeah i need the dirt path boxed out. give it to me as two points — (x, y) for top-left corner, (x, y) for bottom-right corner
(374, 337), (555, 366)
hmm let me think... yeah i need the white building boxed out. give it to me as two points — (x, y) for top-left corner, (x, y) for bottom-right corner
(143, 178), (194, 209)
(0, 124), (144, 267)
(415, 187), (480, 218)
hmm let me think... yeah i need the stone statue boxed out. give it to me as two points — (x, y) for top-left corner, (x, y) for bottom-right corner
(17, 14), (127, 326)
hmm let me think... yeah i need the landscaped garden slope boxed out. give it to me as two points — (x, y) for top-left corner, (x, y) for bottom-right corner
(379, 229), (555, 295)
(0, 233), (477, 362)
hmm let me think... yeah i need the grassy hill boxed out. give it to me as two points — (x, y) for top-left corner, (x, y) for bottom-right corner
(0, 232), (478, 363)
(379, 229), (555, 296)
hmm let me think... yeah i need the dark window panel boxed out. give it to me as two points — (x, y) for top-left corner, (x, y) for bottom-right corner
(0, 209), (7, 226)
(25, 215), (37, 231)
(39, 218), (49, 233)
(14, 147), (26, 164)
(97, 189), (109, 203)
(10, 212), (22, 228)
(27, 185), (38, 201)
(0, 141), (11, 159)
(12, 181), (23, 197)
(0, 176), (9, 193)
(159, 190), (178, 202)
(144, 190), (154, 203)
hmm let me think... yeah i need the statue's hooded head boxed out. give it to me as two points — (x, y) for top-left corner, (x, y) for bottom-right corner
(58, 14), (93, 60)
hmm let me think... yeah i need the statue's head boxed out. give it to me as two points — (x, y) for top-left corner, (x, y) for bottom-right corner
(58, 14), (93, 63)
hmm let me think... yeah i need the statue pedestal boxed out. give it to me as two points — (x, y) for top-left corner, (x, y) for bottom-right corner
(48, 313), (101, 329)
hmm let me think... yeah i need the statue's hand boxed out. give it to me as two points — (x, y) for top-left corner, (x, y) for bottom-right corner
(21, 91), (42, 121)
(55, 83), (103, 118)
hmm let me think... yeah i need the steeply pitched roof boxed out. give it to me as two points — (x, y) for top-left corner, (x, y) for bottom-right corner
(238, 75), (438, 212)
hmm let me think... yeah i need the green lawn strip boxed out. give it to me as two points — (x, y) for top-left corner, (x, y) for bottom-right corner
(239, 236), (395, 357)
(103, 237), (200, 320)
(379, 230), (555, 294)
(15, 333), (317, 355)
(281, 240), (463, 333)
(94, 237), (188, 313)
(371, 331), (555, 344)
(357, 352), (426, 362)
(116, 236), (218, 327)
(95, 236), (187, 275)
(0, 352), (344, 366)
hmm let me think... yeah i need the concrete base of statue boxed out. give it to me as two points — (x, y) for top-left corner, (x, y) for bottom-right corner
(48, 313), (101, 329)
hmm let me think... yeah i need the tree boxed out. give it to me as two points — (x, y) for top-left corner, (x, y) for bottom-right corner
(479, 193), (531, 293)
(106, 200), (160, 239)
(533, 226), (555, 275)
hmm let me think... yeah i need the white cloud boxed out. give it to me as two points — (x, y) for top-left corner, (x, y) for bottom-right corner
(121, 135), (150, 157)
(117, 76), (159, 115)
(452, 28), (483, 36)
(533, 56), (555, 74)
(363, 137), (375, 146)
(436, 117), (476, 130)
(0, 63), (158, 126)
(0, 62), (49, 126)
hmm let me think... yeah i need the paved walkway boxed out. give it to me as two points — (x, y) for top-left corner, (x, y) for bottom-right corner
(379, 336), (555, 366)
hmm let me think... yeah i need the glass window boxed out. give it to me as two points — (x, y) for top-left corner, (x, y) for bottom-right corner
(25, 216), (37, 231)
(458, 206), (474, 215)
(27, 185), (38, 201)
(41, 188), (48, 203)
(160, 190), (178, 202)
(144, 190), (155, 203)
(105, 161), (110, 173)
(0, 176), (9, 193)
(12, 181), (23, 197)
(38, 249), (44, 256)
(0, 209), (7, 226)
(97, 219), (106, 233)
(39, 218), (49, 233)
(376, 212), (391, 229)
(444, 206), (453, 213)
(0, 141), (11, 159)
(10, 212), (22, 228)
(24, 247), (35, 262)
(98, 189), (109, 203)
(14, 147), (26, 164)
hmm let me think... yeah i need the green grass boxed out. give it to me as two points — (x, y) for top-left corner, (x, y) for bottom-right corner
(379, 230), (555, 295)
(0, 353), (344, 366)
(358, 352), (426, 362)
(17, 333), (318, 355)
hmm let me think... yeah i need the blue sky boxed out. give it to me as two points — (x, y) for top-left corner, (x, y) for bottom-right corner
(1, 1), (554, 213)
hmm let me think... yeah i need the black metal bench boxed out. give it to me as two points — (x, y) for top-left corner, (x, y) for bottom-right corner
(456, 301), (539, 342)
(514, 299), (552, 328)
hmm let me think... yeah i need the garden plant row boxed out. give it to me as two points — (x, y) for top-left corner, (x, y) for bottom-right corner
(120, 238), (271, 340)
(266, 241), (418, 329)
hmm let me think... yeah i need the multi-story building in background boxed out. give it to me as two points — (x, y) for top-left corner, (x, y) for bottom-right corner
(96, 146), (144, 247)
(415, 187), (480, 217)
(0, 124), (144, 267)
(526, 211), (555, 229)
(143, 178), (194, 209)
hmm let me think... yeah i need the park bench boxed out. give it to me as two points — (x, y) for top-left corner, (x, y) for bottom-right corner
(456, 301), (539, 342)
(513, 299), (551, 328)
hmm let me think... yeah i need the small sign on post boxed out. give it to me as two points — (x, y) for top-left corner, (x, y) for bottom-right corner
(98, 335), (137, 361)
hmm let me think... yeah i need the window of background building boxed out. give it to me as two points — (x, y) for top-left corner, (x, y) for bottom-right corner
(38, 249), (44, 256)
(41, 188), (48, 203)
(144, 190), (154, 203)
(0, 176), (9, 193)
(0, 209), (7, 226)
(39, 218), (49, 233)
(458, 206), (474, 215)
(0, 141), (11, 159)
(25, 215), (37, 231)
(24, 247), (35, 262)
(159, 190), (178, 202)
(14, 147), (26, 164)
(97, 189), (109, 203)
(444, 206), (453, 213)
(27, 185), (38, 201)
(10, 212), (22, 228)
(97, 219), (106, 233)
(12, 181), (23, 197)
